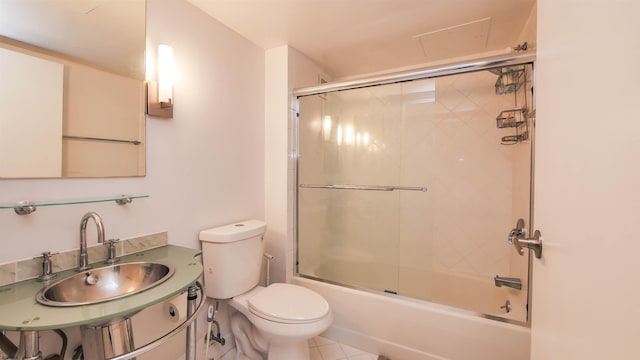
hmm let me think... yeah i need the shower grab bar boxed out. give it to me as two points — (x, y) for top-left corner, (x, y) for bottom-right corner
(299, 184), (427, 192)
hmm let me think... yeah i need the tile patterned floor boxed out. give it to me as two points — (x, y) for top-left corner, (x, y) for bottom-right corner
(309, 336), (378, 360)
(218, 335), (379, 360)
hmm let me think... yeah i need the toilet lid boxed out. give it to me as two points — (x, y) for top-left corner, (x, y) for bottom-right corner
(248, 283), (329, 324)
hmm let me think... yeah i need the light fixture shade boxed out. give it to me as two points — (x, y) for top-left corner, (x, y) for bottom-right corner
(147, 44), (174, 118)
(157, 45), (174, 104)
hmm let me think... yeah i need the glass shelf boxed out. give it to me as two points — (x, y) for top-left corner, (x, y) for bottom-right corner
(0, 194), (149, 215)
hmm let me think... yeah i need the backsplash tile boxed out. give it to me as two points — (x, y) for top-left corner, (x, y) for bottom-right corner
(52, 251), (77, 273)
(0, 231), (168, 287)
(87, 243), (109, 264)
(123, 232), (168, 254)
(15, 257), (41, 281)
(0, 263), (16, 285)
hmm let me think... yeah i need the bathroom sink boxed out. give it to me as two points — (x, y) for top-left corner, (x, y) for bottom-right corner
(36, 261), (175, 307)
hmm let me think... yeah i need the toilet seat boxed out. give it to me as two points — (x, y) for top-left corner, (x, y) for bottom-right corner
(248, 284), (330, 324)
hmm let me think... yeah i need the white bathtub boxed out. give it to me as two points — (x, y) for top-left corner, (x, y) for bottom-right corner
(292, 276), (531, 360)
(309, 259), (527, 322)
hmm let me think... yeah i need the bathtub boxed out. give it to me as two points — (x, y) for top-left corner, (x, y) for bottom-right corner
(293, 274), (530, 360)
(309, 258), (527, 322)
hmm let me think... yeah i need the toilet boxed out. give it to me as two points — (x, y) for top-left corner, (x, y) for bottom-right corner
(200, 220), (333, 360)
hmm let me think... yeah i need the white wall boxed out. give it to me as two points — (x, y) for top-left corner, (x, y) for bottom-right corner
(264, 46), (330, 284)
(0, 0), (265, 264)
(264, 45), (289, 284)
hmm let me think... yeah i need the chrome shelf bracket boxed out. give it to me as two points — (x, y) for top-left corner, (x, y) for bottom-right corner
(14, 201), (36, 215)
(508, 218), (543, 259)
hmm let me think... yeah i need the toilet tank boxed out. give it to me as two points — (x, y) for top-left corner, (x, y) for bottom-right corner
(200, 220), (267, 299)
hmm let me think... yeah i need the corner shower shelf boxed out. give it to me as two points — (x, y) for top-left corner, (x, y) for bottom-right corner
(494, 67), (525, 95)
(496, 107), (527, 128)
(0, 194), (149, 215)
(501, 131), (529, 145)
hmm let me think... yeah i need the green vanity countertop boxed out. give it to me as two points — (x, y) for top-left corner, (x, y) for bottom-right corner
(0, 245), (203, 331)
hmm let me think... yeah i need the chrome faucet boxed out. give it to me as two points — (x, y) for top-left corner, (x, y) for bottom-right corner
(78, 212), (105, 271)
(494, 275), (522, 290)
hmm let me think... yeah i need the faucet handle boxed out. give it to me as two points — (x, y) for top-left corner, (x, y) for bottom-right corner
(32, 251), (54, 260)
(507, 218), (526, 255)
(103, 238), (120, 248)
(33, 251), (59, 262)
(34, 251), (58, 281)
(104, 238), (120, 265)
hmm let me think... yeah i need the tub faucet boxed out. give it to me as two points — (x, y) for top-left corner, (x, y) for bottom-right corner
(494, 275), (522, 290)
(78, 212), (105, 271)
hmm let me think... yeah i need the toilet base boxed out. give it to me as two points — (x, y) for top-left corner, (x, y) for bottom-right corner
(227, 284), (333, 360)
(230, 311), (314, 360)
(231, 312), (265, 360)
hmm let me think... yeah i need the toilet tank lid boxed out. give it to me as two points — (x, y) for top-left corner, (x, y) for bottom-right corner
(199, 220), (267, 243)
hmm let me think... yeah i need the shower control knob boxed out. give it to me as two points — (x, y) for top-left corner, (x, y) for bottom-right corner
(507, 218), (543, 259)
(507, 219), (526, 250)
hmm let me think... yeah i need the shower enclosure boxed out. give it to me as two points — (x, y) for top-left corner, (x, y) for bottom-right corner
(295, 55), (535, 323)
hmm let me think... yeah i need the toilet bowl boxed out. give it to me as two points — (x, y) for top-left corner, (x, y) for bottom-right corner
(199, 220), (333, 360)
(229, 284), (333, 360)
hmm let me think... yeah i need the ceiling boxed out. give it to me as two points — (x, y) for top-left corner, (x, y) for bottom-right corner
(187, 0), (536, 78)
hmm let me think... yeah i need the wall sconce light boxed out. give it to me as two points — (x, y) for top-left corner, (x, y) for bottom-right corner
(147, 44), (174, 118)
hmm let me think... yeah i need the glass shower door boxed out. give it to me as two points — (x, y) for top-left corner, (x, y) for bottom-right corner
(297, 64), (534, 322)
(297, 83), (406, 294)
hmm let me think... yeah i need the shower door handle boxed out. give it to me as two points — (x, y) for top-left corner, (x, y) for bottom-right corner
(508, 218), (543, 259)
